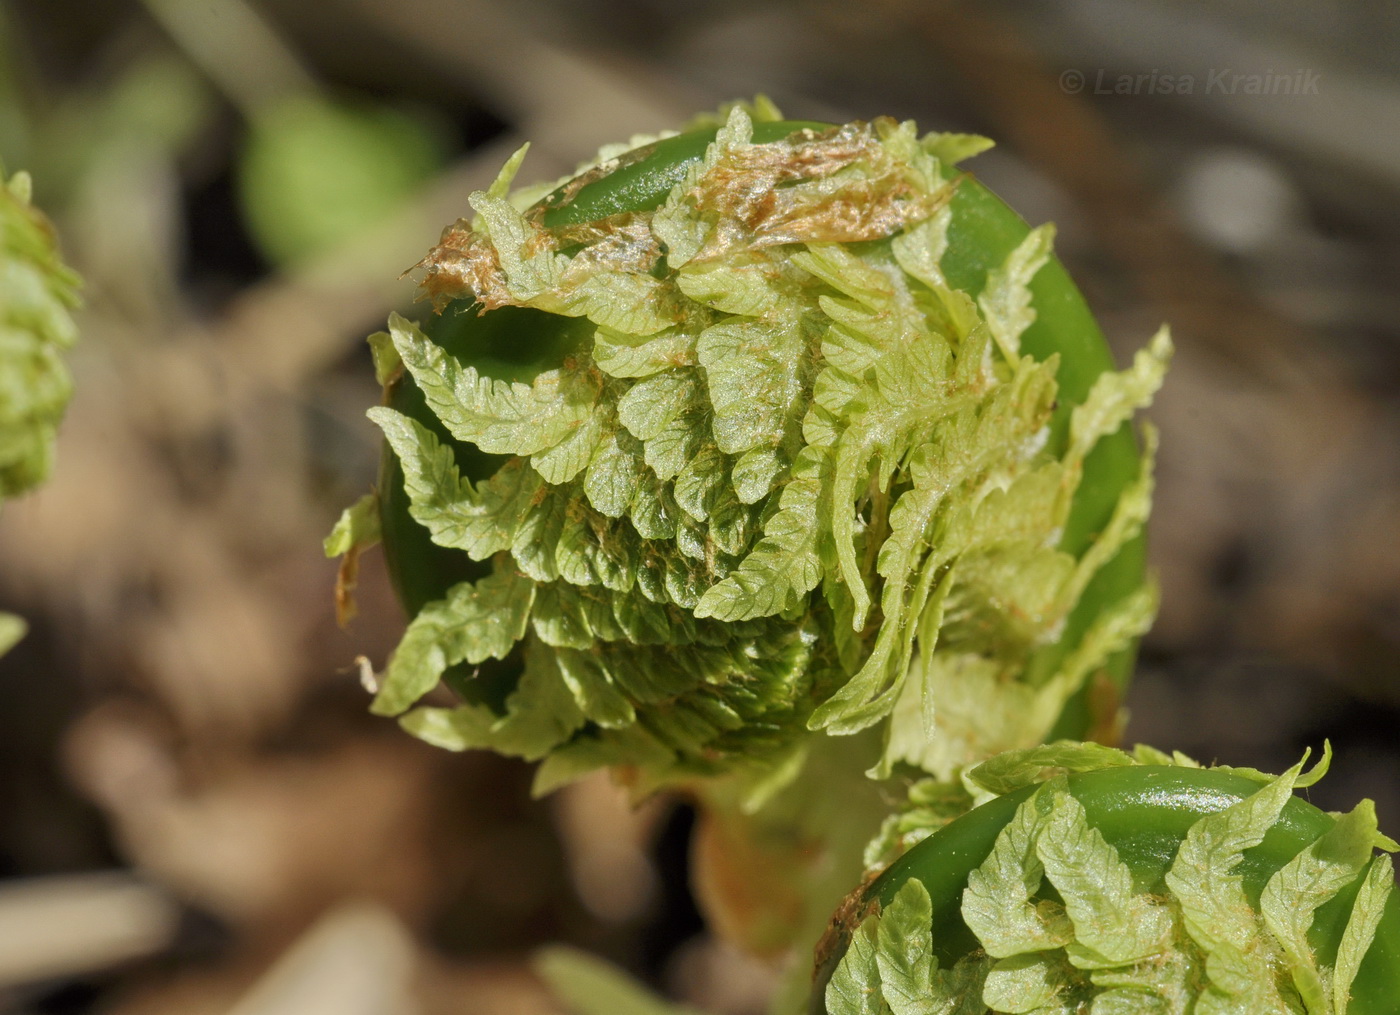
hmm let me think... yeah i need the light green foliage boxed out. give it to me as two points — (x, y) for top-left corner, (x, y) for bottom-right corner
(401, 641), (584, 761)
(0, 612), (25, 656)
(876, 741), (1337, 868)
(877, 582), (1158, 782)
(1166, 760), (1308, 1012)
(979, 223), (1053, 363)
(865, 778), (976, 869)
(829, 879), (988, 1015)
(0, 167), (80, 656)
(1037, 786), (1170, 966)
(1261, 802), (1395, 1012)
(1334, 855), (1394, 1015)
(875, 880), (937, 1013)
(963, 742), (1136, 798)
(981, 952), (1080, 1014)
(534, 946), (706, 1015)
(335, 109), (1167, 788)
(0, 168), (80, 501)
(831, 747), (1397, 1015)
(369, 405), (541, 558)
(323, 493), (380, 557)
(962, 789), (1071, 958)
(880, 884), (993, 1015)
(369, 561), (536, 716)
(828, 919), (892, 1015)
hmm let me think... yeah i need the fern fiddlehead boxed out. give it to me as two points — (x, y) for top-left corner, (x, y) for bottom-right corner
(819, 743), (1400, 1015)
(331, 104), (1168, 793)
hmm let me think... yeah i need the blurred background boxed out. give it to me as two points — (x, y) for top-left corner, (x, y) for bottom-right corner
(1, 0), (1398, 1012)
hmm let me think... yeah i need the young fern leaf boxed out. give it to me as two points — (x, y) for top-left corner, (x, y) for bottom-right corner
(1036, 786), (1171, 967)
(961, 786), (1070, 958)
(1261, 801), (1393, 1012)
(694, 443), (831, 622)
(369, 407), (541, 558)
(335, 108), (1169, 790)
(979, 223), (1054, 364)
(401, 638), (585, 761)
(388, 312), (599, 457)
(873, 879), (937, 1013)
(0, 168), (81, 656)
(1335, 855), (1395, 1015)
(370, 560), (535, 716)
(827, 918), (891, 1015)
(827, 745), (1400, 1015)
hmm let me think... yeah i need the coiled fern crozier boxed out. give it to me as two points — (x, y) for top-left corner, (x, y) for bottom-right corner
(820, 743), (1399, 1015)
(331, 104), (1168, 794)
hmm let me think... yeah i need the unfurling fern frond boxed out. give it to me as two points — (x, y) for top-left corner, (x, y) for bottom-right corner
(331, 108), (1169, 793)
